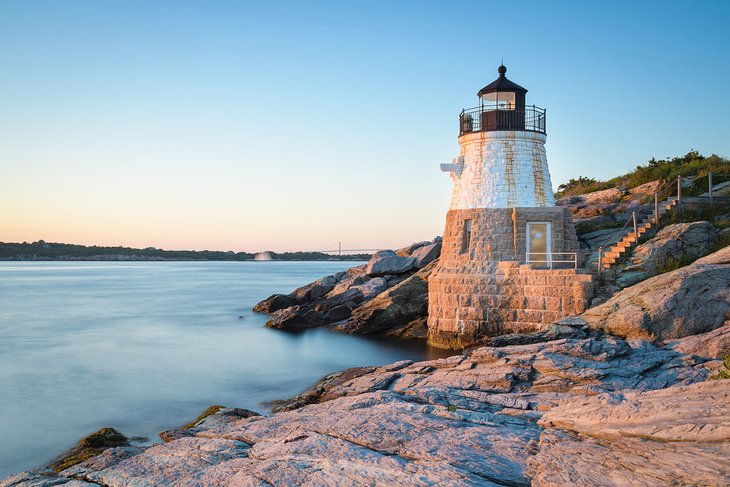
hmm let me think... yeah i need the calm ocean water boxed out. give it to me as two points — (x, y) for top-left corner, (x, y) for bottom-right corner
(0, 261), (451, 476)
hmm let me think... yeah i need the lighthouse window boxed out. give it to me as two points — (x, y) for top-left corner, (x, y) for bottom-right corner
(482, 91), (516, 110)
(462, 219), (473, 253)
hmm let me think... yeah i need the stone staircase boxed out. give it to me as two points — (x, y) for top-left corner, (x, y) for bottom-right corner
(593, 197), (679, 272)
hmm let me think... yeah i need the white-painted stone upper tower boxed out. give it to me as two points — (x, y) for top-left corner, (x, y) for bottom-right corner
(441, 64), (555, 210)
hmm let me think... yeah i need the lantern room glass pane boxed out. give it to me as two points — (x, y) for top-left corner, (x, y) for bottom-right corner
(482, 91), (516, 109)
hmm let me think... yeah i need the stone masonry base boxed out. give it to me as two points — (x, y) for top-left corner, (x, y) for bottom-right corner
(427, 261), (593, 350)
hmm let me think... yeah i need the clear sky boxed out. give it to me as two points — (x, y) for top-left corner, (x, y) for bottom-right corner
(1, 1), (729, 252)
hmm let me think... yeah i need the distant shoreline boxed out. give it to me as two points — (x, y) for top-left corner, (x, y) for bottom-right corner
(0, 241), (371, 262)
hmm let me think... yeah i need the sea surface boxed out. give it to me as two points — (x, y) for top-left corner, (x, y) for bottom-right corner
(0, 261), (452, 477)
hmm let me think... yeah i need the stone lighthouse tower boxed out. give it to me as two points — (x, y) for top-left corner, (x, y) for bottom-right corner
(427, 65), (592, 350)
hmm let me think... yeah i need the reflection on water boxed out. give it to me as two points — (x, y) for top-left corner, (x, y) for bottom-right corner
(0, 261), (452, 476)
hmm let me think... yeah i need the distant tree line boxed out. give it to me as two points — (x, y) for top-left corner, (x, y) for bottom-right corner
(0, 241), (370, 261)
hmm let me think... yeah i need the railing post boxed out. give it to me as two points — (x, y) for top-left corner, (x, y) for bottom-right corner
(654, 193), (659, 225)
(709, 172), (713, 206)
(573, 253), (577, 270)
(598, 246), (603, 274)
(677, 175), (682, 212)
(632, 211), (637, 239)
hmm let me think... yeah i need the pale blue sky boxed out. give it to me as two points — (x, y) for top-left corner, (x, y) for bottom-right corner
(1, 1), (729, 251)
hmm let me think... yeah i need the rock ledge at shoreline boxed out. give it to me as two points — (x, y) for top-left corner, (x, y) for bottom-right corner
(4, 248), (729, 486)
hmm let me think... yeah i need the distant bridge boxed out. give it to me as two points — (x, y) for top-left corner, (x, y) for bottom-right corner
(311, 242), (395, 256)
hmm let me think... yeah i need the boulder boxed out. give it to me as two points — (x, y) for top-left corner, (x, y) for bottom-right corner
(573, 203), (617, 219)
(665, 321), (730, 359)
(383, 316), (429, 340)
(411, 242), (441, 268)
(365, 250), (415, 277)
(325, 287), (365, 308)
(48, 427), (130, 473)
(265, 306), (325, 330)
(252, 293), (299, 313)
(556, 187), (622, 208)
(334, 261), (436, 336)
(324, 304), (353, 322)
(395, 240), (430, 256)
(291, 275), (337, 303)
(253, 274), (345, 313)
(348, 277), (388, 300)
(617, 221), (717, 288)
(324, 265), (368, 298)
(582, 245), (730, 341)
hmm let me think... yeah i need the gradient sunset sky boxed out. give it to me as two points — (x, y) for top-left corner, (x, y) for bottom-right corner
(2, 1), (729, 252)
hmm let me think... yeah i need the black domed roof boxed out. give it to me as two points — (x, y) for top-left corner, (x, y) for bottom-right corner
(477, 65), (527, 98)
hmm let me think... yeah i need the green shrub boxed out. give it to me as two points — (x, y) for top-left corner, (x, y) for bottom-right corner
(710, 354), (730, 380)
(556, 177), (613, 198)
(656, 254), (696, 274)
(665, 205), (729, 227)
(575, 220), (624, 234)
(710, 232), (730, 253)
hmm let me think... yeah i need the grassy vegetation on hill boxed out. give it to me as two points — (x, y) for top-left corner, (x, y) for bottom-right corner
(556, 151), (730, 198)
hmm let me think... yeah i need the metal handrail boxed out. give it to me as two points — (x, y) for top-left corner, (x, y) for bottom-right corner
(526, 252), (577, 270)
(459, 104), (546, 135)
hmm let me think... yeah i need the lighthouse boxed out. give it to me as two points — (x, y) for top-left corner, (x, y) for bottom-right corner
(427, 65), (592, 350)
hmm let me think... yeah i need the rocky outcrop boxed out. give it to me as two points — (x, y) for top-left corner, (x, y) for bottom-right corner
(365, 250), (416, 276)
(582, 245), (730, 341)
(159, 406), (261, 443)
(49, 428), (130, 474)
(557, 181), (662, 227)
(665, 321), (730, 359)
(616, 220), (717, 287)
(255, 238), (442, 337)
(333, 261), (436, 337)
(410, 241), (441, 268)
(529, 380), (730, 486)
(10, 328), (724, 486)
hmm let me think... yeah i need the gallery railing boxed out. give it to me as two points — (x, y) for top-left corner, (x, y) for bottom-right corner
(459, 105), (546, 135)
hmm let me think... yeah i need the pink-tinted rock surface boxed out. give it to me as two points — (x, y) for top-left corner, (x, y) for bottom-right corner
(5, 329), (725, 486)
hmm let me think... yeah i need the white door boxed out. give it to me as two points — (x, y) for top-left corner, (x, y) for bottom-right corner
(527, 222), (551, 268)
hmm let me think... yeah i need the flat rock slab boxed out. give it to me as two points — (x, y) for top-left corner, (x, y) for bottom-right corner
(10, 331), (725, 487)
(530, 380), (730, 486)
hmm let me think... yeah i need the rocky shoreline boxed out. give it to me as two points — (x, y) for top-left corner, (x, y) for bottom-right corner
(3, 246), (729, 486)
(254, 238), (442, 341)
